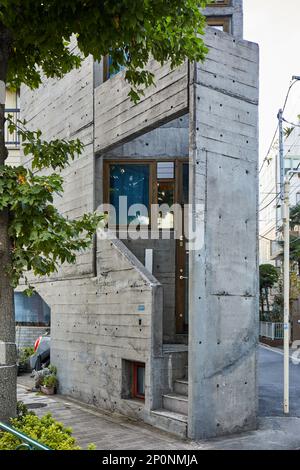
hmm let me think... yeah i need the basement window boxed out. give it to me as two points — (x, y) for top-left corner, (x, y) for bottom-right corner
(132, 362), (145, 400)
(122, 360), (145, 401)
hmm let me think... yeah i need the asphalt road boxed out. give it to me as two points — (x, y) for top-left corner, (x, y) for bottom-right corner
(259, 345), (300, 417)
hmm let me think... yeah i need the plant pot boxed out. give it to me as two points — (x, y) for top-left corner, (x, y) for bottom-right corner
(41, 385), (55, 395)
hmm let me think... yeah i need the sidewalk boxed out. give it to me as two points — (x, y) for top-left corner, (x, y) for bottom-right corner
(17, 378), (300, 450)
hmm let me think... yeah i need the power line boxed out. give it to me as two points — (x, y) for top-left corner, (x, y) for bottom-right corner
(282, 117), (300, 129)
(259, 192), (281, 213)
(259, 234), (300, 246)
(259, 79), (300, 174)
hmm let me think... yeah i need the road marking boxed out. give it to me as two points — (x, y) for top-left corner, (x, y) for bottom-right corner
(259, 343), (295, 361)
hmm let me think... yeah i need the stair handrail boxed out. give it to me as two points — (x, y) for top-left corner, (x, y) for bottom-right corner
(0, 421), (51, 450)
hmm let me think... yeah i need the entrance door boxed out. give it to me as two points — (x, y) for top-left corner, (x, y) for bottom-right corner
(175, 162), (189, 334)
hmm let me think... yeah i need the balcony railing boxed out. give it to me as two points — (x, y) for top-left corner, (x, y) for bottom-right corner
(4, 108), (20, 148)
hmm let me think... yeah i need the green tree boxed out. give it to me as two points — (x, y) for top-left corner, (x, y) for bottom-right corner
(0, 1), (209, 420)
(259, 264), (279, 318)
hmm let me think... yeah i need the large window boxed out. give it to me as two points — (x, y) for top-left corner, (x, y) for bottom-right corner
(14, 292), (50, 326)
(104, 160), (188, 229)
(108, 163), (150, 225)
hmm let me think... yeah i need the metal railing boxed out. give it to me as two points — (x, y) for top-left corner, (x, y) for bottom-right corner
(0, 421), (51, 450)
(4, 108), (20, 148)
(260, 321), (284, 340)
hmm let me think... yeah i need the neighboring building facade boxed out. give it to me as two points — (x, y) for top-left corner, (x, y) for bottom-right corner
(259, 127), (300, 265)
(259, 123), (300, 340)
(20, 1), (259, 439)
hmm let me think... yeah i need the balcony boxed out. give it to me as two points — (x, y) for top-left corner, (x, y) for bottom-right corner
(5, 108), (20, 148)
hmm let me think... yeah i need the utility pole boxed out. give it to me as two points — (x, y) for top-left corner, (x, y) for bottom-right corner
(282, 177), (290, 414)
(277, 76), (300, 415)
(278, 108), (290, 414)
(278, 109), (284, 200)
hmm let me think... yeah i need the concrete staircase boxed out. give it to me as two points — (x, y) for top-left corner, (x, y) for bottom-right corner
(150, 348), (188, 438)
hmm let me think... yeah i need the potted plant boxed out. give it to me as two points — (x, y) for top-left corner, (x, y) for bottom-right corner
(17, 347), (35, 375)
(40, 373), (58, 395)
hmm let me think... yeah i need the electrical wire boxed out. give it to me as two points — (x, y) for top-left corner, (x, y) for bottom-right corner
(259, 79), (300, 174)
(259, 234), (300, 245)
(282, 117), (300, 129)
(259, 192), (281, 213)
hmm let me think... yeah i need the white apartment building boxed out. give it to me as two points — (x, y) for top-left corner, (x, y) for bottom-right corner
(259, 124), (300, 265)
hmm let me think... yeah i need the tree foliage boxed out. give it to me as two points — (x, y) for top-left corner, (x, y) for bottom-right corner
(259, 264), (279, 290)
(0, 402), (92, 450)
(0, 1), (210, 290)
(1, 0), (209, 101)
(0, 118), (103, 293)
(259, 264), (279, 320)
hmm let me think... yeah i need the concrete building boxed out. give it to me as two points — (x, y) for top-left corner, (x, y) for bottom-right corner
(20, 0), (259, 439)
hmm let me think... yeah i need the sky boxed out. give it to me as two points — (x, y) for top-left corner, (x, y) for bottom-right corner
(243, 0), (300, 163)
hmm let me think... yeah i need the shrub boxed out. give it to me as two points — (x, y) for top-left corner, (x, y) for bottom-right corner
(48, 365), (57, 375)
(0, 413), (80, 450)
(18, 347), (34, 366)
(0, 403), (96, 450)
(41, 374), (58, 388)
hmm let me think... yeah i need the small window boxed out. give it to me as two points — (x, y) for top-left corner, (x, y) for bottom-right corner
(208, 0), (230, 6)
(157, 162), (175, 229)
(207, 16), (230, 33)
(122, 360), (145, 401)
(157, 162), (174, 179)
(103, 54), (126, 82)
(133, 362), (145, 400)
(296, 192), (300, 204)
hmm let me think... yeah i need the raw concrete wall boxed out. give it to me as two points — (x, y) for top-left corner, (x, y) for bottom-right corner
(123, 237), (176, 343)
(20, 55), (95, 279)
(94, 59), (188, 153)
(34, 236), (164, 420)
(188, 27), (259, 439)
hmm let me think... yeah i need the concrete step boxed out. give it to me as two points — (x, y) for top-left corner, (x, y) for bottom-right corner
(150, 409), (187, 438)
(174, 379), (188, 396)
(162, 392), (188, 415)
